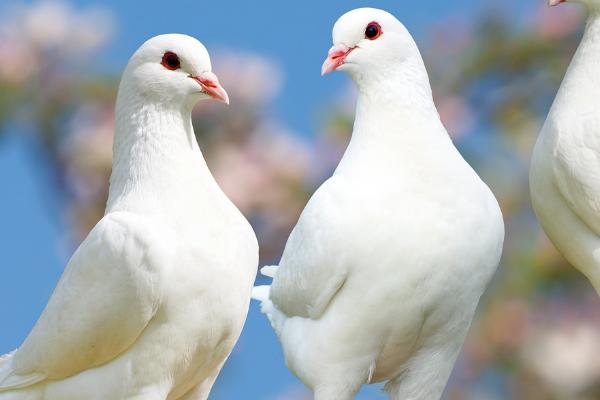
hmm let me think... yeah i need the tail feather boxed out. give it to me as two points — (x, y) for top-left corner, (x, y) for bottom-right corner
(251, 267), (287, 337)
(251, 285), (270, 302)
(260, 265), (279, 278)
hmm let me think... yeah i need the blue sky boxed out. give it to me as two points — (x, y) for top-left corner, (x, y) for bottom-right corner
(0, 1), (535, 399)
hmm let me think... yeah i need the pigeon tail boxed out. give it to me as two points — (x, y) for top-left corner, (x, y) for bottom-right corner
(260, 265), (279, 278)
(251, 285), (270, 303)
(251, 263), (277, 302)
(251, 284), (287, 337)
(252, 265), (287, 336)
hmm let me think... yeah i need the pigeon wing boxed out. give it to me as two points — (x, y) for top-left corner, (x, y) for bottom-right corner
(551, 116), (600, 237)
(0, 212), (168, 390)
(270, 178), (349, 319)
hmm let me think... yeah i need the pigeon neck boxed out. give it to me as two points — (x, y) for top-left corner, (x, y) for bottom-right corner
(106, 90), (210, 213)
(340, 59), (444, 165)
(353, 57), (435, 114)
(333, 58), (455, 177)
(553, 11), (600, 110)
(580, 10), (600, 61)
(576, 10), (600, 66)
(351, 58), (438, 144)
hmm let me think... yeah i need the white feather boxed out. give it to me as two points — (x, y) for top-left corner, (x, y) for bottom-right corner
(260, 265), (279, 278)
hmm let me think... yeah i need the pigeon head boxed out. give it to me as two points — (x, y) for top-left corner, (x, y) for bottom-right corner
(322, 8), (420, 79)
(121, 34), (229, 105)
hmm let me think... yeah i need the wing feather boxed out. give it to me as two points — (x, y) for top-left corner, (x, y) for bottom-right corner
(552, 116), (600, 237)
(0, 212), (167, 391)
(270, 178), (349, 319)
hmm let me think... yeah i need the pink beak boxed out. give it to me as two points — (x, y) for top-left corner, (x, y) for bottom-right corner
(548, 0), (565, 6)
(189, 71), (229, 104)
(321, 44), (355, 76)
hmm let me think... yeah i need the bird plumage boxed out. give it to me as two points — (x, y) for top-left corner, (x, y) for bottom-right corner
(253, 8), (504, 400)
(530, 0), (600, 295)
(0, 34), (258, 400)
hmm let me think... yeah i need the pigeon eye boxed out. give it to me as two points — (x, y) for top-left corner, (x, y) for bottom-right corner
(161, 52), (181, 70)
(365, 22), (382, 40)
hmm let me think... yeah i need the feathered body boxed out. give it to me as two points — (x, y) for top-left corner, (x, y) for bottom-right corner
(531, 4), (600, 294)
(254, 9), (503, 400)
(0, 34), (257, 400)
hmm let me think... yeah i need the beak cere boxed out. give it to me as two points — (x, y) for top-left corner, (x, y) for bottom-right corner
(321, 45), (355, 76)
(189, 72), (230, 104)
(548, 0), (565, 6)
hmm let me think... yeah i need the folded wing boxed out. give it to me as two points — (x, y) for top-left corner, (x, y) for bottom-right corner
(270, 178), (349, 320)
(552, 118), (600, 237)
(0, 212), (167, 391)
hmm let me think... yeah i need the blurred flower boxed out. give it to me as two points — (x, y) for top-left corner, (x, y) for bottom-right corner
(209, 121), (311, 215)
(193, 51), (316, 261)
(535, 3), (583, 40)
(0, 0), (113, 85)
(60, 102), (114, 238)
(522, 318), (600, 397)
(429, 16), (474, 59)
(435, 95), (475, 139)
(213, 50), (283, 104)
(0, 39), (37, 84)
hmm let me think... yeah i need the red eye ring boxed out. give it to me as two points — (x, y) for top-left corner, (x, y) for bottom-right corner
(161, 51), (181, 70)
(365, 21), (382, 40)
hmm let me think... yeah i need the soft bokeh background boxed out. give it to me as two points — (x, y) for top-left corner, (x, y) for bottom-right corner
(1, 0), (600, 399)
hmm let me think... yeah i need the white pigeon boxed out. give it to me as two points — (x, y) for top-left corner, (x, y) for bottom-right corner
(252, 8), (504, 400)
(531, 0), (600, 295)
(0, 34), (258, 400)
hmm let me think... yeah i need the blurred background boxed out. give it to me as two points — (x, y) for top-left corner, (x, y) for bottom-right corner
(1, 0), (599, 399)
